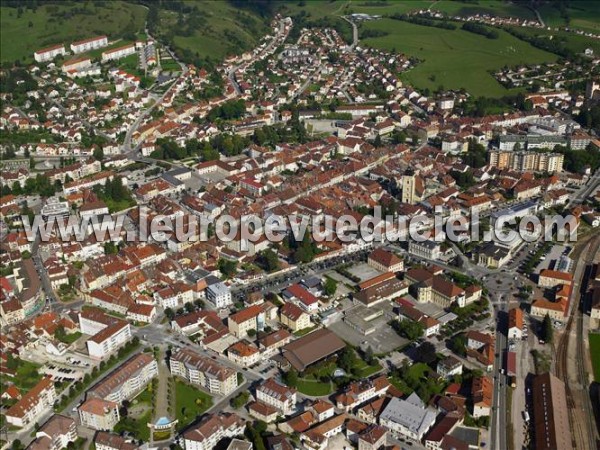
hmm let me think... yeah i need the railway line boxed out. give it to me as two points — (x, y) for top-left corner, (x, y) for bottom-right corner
(555, 234), (600, 450)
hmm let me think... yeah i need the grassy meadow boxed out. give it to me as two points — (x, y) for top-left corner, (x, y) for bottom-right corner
(361, 18), (558, 97)
(0, 1), (147, 64)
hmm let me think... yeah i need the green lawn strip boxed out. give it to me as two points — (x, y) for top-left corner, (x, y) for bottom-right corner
(589, 332), (600, 382)
(296, 378), (332, 397)
(355, 362), (382, 378)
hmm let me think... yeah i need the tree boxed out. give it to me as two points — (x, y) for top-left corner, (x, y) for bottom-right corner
(247, 328), (257, 337)
(55, 325), (67, 342)
(364, 346), (374, 365)
(415, 342), (437, 365)
(392, 319), (424, 340)
(449, 333), (467, 357)
(542, 314), (553, 343)
(93, 146), (104, 161)
(284, 368), (298, 387)
(230, 391), (250, 408)
(164, 308), (175, 320)
(193, 299), (205, 309)
(104, 241), (118, 255)
(218, 258), (237, 278)
(337, 347), (357, 372)
(184, 302), (195, 313)
(6, 353), (19, 370)
(323, 277), (337, 296)
(257, 249), (280, 272)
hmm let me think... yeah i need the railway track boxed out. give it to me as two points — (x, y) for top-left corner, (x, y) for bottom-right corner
(554, 234), (600, 450)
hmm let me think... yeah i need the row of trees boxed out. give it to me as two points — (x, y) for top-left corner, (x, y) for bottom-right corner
(390, 13), (457, 30)
(462, 22), (499, 39)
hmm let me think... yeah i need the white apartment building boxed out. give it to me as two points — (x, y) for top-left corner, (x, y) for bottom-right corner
(101, 44), (136, 62)
(170, 348), (238, 396)
(88, 354), (158, 404)
(34, 44), (67, 62)
(181, 413), (245, 450)
(5, 377), (57, 428)
(71, 35), (108, 54)
(62, 57), (92, 73)
(78, 398), (120, 431)
(256, 378), (297, 415)
(205, 280), (232, 308)
(408, 240), (442, 260)
(86, 320), (132, 359)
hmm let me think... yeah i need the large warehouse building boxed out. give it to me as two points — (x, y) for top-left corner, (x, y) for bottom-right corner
(282, 328), (345, 372)
(531, 372), (572, 450)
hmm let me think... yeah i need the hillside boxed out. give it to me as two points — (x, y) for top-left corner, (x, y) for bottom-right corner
(0, 1), (147, 64)
(147, 0), (272, 66)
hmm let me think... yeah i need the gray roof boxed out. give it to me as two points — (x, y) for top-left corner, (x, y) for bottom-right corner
(379, 395), (437, 436)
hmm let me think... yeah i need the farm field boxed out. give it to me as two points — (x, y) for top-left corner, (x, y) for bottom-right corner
(0, 1), (147, 64)
(590, 332), (600, 382)
(361, 18), (558, 97)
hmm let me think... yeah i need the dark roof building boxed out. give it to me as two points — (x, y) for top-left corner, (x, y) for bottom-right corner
(281, 328), (345, 372)
(532, 373), (571, 450)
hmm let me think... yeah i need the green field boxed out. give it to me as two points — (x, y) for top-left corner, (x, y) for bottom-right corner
(590, 333), (600, 382)
(505, 25), (600, 55)
(538, 1), (600, 34)
(0, 1), (147, 64)
(361, 18), (558, 97)
(346, 0), (535, 20)
(157, 1), (270, 61)
(175, 380), (213, 428)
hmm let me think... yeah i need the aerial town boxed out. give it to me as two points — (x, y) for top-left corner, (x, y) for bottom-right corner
(1, 1), (600, 450)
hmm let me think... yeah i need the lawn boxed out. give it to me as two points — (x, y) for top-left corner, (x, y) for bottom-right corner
(361, 18), (558, 97)
(0, 2), (147, 64)
(296, 378), (333, 397)
(590, 333), (600, 382)
(175, 380), (213, 429)
(14, 359), (43, 391)
(354, 361), (382, 378)
(114, 410), (151, 442)
(57, 331), (82, 345)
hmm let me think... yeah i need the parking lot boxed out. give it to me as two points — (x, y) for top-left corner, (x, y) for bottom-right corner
(328, 308), (408, 354)
(346, 263), (382, 282)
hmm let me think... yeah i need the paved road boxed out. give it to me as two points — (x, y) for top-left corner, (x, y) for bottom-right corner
(567, 168), (600, 207)
(228, 18), (288, 97)
(341, 16), (358, 50)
